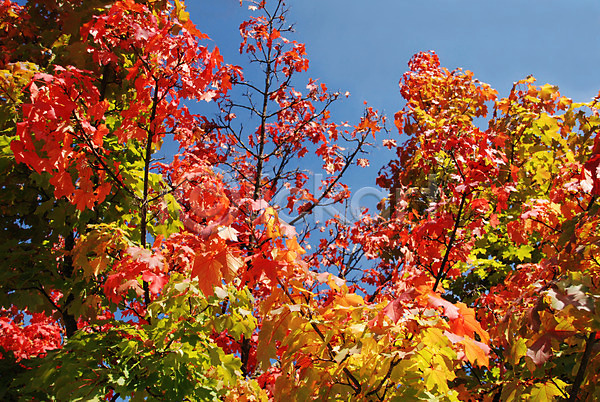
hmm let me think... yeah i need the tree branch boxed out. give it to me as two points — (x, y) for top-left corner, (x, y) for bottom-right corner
(433, 191), (467, 292)
(567, 331), (597, 402)
(140, 79), (161, 309)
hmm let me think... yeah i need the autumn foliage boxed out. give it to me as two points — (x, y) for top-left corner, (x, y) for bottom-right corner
(1, 0), (600, 400)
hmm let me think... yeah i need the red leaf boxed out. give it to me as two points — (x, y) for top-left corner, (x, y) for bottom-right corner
(507, 221), (528, 245)
(527, 333), (553, 365)
(382, 289), (417, 323)
(428, 294), (460, 320)
(142, 272), (169, 294)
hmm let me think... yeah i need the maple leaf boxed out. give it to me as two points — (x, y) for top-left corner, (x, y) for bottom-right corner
(357, 158), (369, 167)
(142, 271), (169, 294)
(582, 150), (600, 195)
(528, 381), (567, 401)
(191, 237), (243, 296)
(280, 236), (305, 262)
(381, 289), (417, 323)
(382, 139), (397, 149)
(526, 333), (553, 365)
(545, 284), (592, 312)
(0, 308), (62, 362)
(428, 295), (490, 344)
(8, 0), (600, 399)
(127, 246), (164, 271)
(260, 207), (281, 239)
(49, 170), (76, 201)
(506, 221), (528, 245)
(423, 360), (454, 393)
(428, 294), (460, 319)
(217, 226), (240, 241)
(315, 272), (345, 291)
(462, 337), (490, 367)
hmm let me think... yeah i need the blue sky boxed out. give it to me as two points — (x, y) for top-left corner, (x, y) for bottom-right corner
(195, 0), (600, 121)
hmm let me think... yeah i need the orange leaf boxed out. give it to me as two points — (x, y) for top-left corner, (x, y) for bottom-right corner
(489, 213), (500, 228)
(507, 221), (528, 245)
(337, 293), (364, 307)
(192, 249), (224, 296)
(429, 295), (489, 343)
(452, 302), (490, 344)
(462, 337), (490, 367)
(191, 237), (242, 295)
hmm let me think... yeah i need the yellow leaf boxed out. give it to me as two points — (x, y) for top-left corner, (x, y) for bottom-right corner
(173, 0), (190, 22)
(338, 293), (364, 307)
(73, 230), (116, 279)
(423, 366), (450, 393)
(539, 83), (559, 101)
(528, 380), (564, 401)
(422, 327), (449, 347)
(534, 166), (551, 184)
(325, 273), (342, 292)
(517, 76), (537, 85)
(534, 113), (561, 146)
(264, 207), (281, 238)
(509, 337), (528, 365)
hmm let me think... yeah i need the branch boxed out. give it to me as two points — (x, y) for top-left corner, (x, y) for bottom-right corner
(71, 113), (139, 201)
(567, 331), (597, 402)
(433, 190), (468, 292)
(366, 270), (395, 303)
(140, 79), (161, 309)
(251, 5), (277, 202)
(0, 81), (17, 103)
(366, 355), (401, 398)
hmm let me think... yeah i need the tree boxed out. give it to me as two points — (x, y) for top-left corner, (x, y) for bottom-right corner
(366, 51), (600, 400)
(1, 0), (599, 401)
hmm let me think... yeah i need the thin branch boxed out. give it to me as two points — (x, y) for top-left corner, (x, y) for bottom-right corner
(366, 355), (401, 398)
(71, 113), (139, 201)
(252, 32), (273, 201)
(289, 131), (371, 225)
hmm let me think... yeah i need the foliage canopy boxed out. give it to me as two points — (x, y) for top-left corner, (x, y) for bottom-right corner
(1, 0), (600, 400)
